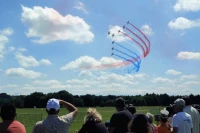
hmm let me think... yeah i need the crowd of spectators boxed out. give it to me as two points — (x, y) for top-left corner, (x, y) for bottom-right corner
(0, 96), (199, 133)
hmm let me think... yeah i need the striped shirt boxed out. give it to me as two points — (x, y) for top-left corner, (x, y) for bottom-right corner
(32, 113), (75, 133)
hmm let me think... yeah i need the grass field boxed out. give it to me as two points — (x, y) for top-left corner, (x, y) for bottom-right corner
(1, 106), (163, 133)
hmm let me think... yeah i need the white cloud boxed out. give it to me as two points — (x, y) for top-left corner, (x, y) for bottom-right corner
(0, 34), (9, 60)
(5, 68), (41, 79)
(78, 70), (93, 77)
(17, 48), (27, 52)
(32, 80), (61, 86)
(40, 59), (52, 65)
(60, 56), (123, 70)
(0, 84), (19, 89)
(141, 24), (154, 36)
(180, 75), (198, 80)
(0, 28), (13, 36)
(177, 51), (200, 60)
(134, 73), (148, 79)
(14, 52), (52, 67)
(168, 17), (200, 30)
(8, 46), (15, 52)
(151, 77), (172, 83)
(14, 52), (40, 67)
(107, 25), (128, 42)
(21, 5), (94, 44)
(166, 69), (182, 75)
(74, 2), (88, 14)
(174, 0), (200, 12)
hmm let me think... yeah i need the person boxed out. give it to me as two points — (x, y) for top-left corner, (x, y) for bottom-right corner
(108, 97), (133, 133)
(172, 98), (193, 133)
(127, 104), (136, 116)
(157, 109), (171, 133)
(0, 103), (26, 133)
(166, 106), (174, 124)
(77, 108), (108, 133)
(183, 96), (200, 133)
(146, 112), (157, 133)
(129, 114), (151, 133)
(32, 98), (78, 133)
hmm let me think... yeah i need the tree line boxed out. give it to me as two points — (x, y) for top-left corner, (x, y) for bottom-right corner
(0, 90), (200, 108)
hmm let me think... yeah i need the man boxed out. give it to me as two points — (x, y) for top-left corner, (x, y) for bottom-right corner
(183, 96), (200, 133)
(0, 103), (26, 133)
(172, 98), (193, 133)
(108, 97), (133, 133)
(33, 98), (78, 133)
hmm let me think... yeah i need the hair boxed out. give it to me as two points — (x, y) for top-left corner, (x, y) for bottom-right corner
(46, 108), (59, 115)
(146, 112), (154, 124)
(84, 108), (102, 123)
(115, 97), (125, 108)
(127, 104), (136, 115)
(160, 117), (168, 123)
(130, 114), (149, 133)
(0, 103), (16, 120)
(182, 96), (191, 106)
(166, 106), (174, 117)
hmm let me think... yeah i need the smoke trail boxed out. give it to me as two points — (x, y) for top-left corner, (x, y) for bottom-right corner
(114, 42), (141, 64)
(112, 53), (140, 72)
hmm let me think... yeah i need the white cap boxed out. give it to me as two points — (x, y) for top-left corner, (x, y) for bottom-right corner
(160, 109), (169, 118)
(46, 98), (60, 111)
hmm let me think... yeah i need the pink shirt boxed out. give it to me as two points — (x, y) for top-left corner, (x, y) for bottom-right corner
(0, 120), (26, 133)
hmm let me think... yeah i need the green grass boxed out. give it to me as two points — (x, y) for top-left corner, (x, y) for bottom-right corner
(0, 106), (163, 133)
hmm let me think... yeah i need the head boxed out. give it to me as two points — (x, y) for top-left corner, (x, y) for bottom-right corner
(129, 114), (149, 133)
(115, 97), (126, 111)
(160, 109), (169, 123)
(182, 96), (191, 106)
(127, 104), (136, 115)
(0, 103), (16, 121)
(84, 108), (102, 123)
(174, 98), (185, 113)
(46, 98), (60, 115)
(146, 113), (154, 124)
(166, 106), (174, 117)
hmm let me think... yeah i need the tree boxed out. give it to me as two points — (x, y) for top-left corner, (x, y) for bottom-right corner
(74, 98), (84, 107)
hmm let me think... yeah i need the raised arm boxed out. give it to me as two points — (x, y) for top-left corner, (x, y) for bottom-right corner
(59, 100), (78, 117)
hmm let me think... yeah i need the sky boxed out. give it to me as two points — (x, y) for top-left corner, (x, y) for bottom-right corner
(0, 0), (200, 96)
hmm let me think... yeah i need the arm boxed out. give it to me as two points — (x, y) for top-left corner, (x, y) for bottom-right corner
(59, 100), (78, 117)
(172, 127), (178, 133)
(108, 114), (117, 133)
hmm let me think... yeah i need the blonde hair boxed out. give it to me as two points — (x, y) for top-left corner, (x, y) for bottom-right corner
(84, 108), (102, 123)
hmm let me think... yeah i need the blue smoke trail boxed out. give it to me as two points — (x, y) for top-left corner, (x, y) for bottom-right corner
(113, 48), (140, 68)
(112, 53), (140, 72)
(114, 42), (141, 64)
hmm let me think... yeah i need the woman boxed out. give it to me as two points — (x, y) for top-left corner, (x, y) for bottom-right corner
(78, 108), (108, 133)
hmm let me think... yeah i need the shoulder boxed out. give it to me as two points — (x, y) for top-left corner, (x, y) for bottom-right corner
(13, 120), (25, 127)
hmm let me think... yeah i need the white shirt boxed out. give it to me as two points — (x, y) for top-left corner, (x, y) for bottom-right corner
(172, 112), (193, 133)
(32, 113), (75, 133)
(184, 106), (200, 133)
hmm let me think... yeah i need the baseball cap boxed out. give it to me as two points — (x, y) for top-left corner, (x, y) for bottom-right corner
(174, 98), (185, 108)
(46, 98), (60, 111)
(160, 109), (169, 119)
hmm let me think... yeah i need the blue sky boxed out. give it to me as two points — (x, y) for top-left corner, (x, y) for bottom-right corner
(0, 0), (200, 96)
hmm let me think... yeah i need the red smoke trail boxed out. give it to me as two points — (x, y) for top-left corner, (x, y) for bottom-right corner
(119, 31), (145, 58)
(129, 22), (151, 55)
(124, 27), (148, 57)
